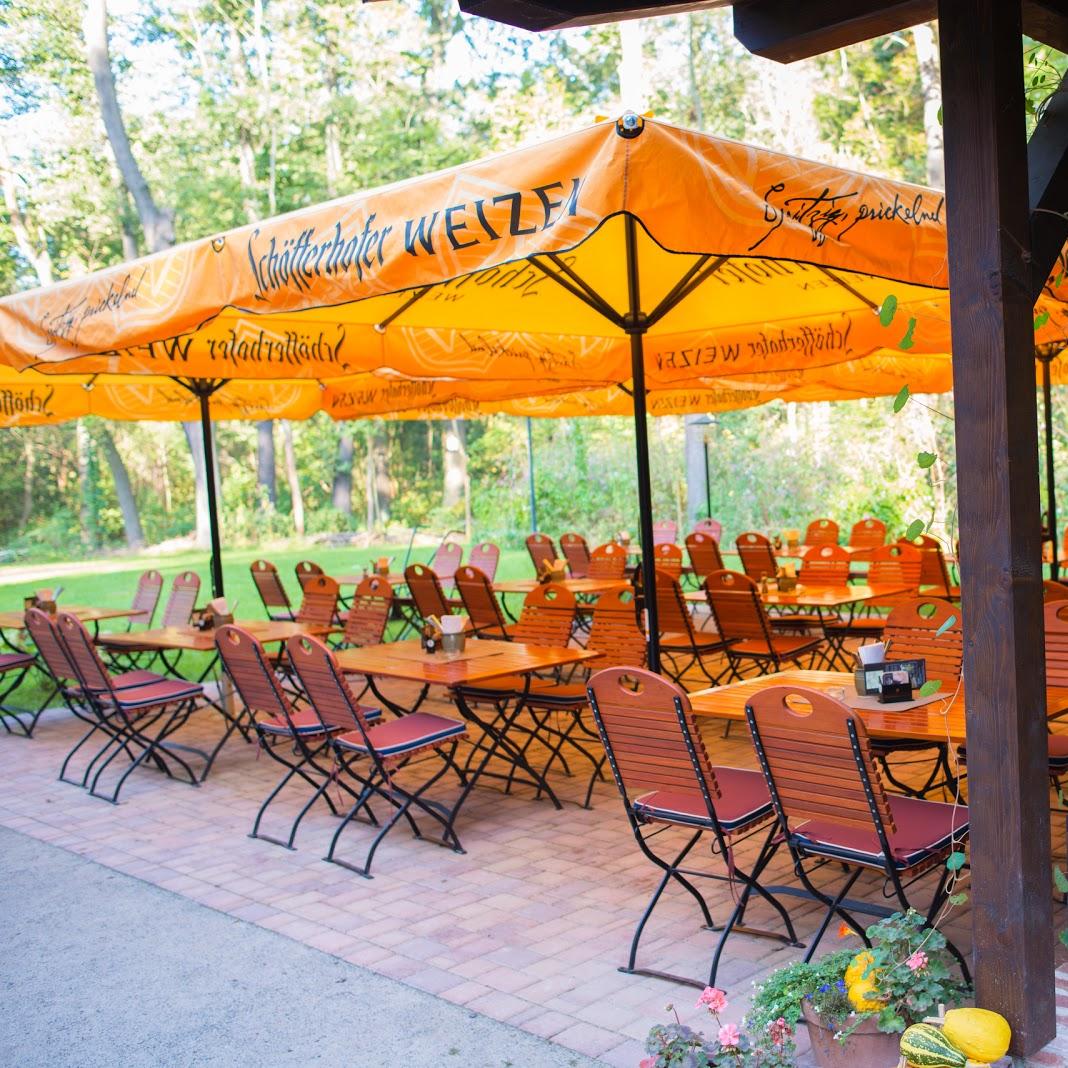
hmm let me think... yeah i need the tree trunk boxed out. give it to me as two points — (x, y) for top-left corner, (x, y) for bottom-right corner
(365, 439), (375, 531)
(19, 433), (35, 530)
(256, 420), (276, 507)
(686, 15), (705, 128)
(0, 136), (54, 285)
(372, 425), (393, 524)
(97, 426), (144, 548)
(76, 421), (97, 550)
(182, 422), (212, 548)
(332, 429), (354, 514)
(443, 419), (466, 509)
(83, 0), (174, 253)
(617, 19), (648, 112)
(684, 414), (709, 525)
(280, 420), (305, 536)
(913, 23), (944, 188)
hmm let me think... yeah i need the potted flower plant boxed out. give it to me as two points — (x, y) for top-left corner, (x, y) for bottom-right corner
(745, 910), (971, 1068)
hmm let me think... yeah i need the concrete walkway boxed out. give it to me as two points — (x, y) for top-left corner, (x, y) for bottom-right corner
(0, 827), (601, 1068)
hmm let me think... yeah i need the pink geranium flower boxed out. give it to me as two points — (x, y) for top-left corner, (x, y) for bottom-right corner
(718, 1023), (741, 1048)
(639, 1058), (657, 1068)
(905, 950), (929, 972)
(696, 986), (728, 1013)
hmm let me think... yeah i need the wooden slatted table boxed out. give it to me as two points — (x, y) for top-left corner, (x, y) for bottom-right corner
(0, 605), (141, 631)
(336, 638), (599, 808)
(683, 582), (912, 609)
(335, 572), (408, 587)
(97, 619), (333, 654)
(493, 578), (625, 596)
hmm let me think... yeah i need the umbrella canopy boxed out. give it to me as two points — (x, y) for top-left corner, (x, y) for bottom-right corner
(4, 115), (1066, 661)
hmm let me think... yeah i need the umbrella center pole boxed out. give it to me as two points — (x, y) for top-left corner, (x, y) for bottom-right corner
(174, 377), (226, 599)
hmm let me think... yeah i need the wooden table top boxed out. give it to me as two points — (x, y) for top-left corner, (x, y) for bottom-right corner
(689, 669), (970, 743)
(0, 605), (141, 630)
(335, 572), (407, 587)
(683, 582), (912, 608)
(335, 638), (599, 686)
(494, 577), (624, 596)
(97, 619), (335, 653)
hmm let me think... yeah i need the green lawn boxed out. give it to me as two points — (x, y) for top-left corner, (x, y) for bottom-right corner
(0, 542), (533, 617)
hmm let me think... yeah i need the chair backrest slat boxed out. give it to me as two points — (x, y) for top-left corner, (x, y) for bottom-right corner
(342, 575), (393, 646)
(693, 518), (723, 542)
(560, 533), (591, 578)
(867, 543), (923, 589)
(735, 532), (777, 582)
(286, 633), (372, 734)
(430, 541), (463, 583)
(589, 541), (627, 580)
(652, 568), (695, 639)
(405, 563), (453, 622)
(798, 544), (850, 586)
(161, 571), (200, 628)
(587, 666), (721, 802)
(685, 531), (725, 583)
(526, 533), (558, 575)
(56, 612), (114, 697)
(468, 541), (501, 582)
(294, 559), (324, 591)
(25, 608), (76, 683)
(251, 559), (292, 615)
(296, 575), (340, 628)
(587, 586), (647, 669)
(746, 685), (895, 834)
(652, 542), (683, 579)
(455, 566), (508, 636)
(898, 536), (954, 594)
(652, 520), (678, 546)
(804, 518), (839, 546)
(1045, 600), (1068, 686)
(216, 624), (295, 725)
(881, 598), (962, 684)
(130, 570), (163, 626)
(704, 569), (775, 646)
(848, 517), (887, 550)
(511, 583), (576, 646)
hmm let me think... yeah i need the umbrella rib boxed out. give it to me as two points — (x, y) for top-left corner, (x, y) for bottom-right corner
(815, 266), (881, 311)
(374, 286), (432, 333)
(528, 254), (624, 327)
(644, 254), (727, 328)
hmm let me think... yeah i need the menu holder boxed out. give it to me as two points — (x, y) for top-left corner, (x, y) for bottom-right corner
(854, 657), (927, 699)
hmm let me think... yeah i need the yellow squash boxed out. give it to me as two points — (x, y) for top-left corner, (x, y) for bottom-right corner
(941, 1008), (1011, 1063)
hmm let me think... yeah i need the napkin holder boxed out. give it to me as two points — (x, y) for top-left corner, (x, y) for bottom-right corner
(854, 657), (927, 698)
(538, 558), (568, 584)
(25, 595), (57, 615)
(878, 670), (914, 703)
(775, 565), (797, 593)
(375, 556), (391, 577)
(195, 599), (233, 630)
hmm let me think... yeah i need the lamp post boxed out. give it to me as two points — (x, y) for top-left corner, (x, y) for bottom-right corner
(688, 414), (719, 521)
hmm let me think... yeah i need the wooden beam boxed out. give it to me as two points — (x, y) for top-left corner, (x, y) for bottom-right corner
(1025, 0), (1068, 52)
(732, 0), (934, 62)
(938, 0), (1055, 1056)
(1029, 68), (1068, 302)
(455, 0), (728, 32)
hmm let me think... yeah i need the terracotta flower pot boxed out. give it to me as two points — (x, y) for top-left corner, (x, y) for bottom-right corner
(802, 1003), (901, 1068)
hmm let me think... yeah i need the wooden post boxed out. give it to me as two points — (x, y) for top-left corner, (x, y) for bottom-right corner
(938, 0), (1055, 1054)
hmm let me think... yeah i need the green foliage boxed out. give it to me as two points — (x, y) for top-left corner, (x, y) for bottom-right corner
(747, 950), (854, 1038)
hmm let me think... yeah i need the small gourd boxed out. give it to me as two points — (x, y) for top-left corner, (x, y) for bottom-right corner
(941, 1008), (1011, 1064)
(899, 1023), (967, 1068)
(844, 950), (876, 988)
(847, 977), (885, 1012)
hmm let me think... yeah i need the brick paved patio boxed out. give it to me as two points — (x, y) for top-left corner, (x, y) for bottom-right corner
(0, 668), (1055, 1066)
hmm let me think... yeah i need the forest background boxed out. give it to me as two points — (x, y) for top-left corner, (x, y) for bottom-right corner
(0, 1), (1058, 562)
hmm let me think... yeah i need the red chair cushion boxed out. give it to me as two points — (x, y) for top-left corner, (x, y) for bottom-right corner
(633, 767), (773, 833)
(336, 712), (466, 758)
(0, 652), (34, 672)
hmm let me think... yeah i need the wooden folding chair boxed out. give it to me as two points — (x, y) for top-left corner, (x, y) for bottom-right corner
(868, 598), (962, 797)
(848, 517), (887, 552)
(296, 574), (341, 629)
(340, 576), (394, 647)
(745, 684), (970, 977)
(804, 518), (839, 546)
(693, 518), (723, 542)
(902, 535), (960, 599)
(468, 541), (501, 581)
(128, 570), (163, 628)
(703, 570), (822, 680)
(769, 544), (851, 638)
(526, 533), (558, 575)
(294, 560), (324, 591)
(685, 530), (725, 586)
(735, 531), (778, 582)
(215, 623), (372, 849)
(455, 565), (510, 638)
(251, 560), (295, 621)
(405, 562), (460, 624)
(560, 532), (592, 578)
(108, 570), (201, 673)
(429, 540), (463, 588)
(589, 541), (627, 579)
(0, 646), (36, 737)
(56, 611), (205, 803)
(648, 567), (729, 685)
(587, 667), (799, 989)
(652, 520), (678, 546)
(651, 542), (684, 579)
(286, 633), (467, 877)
